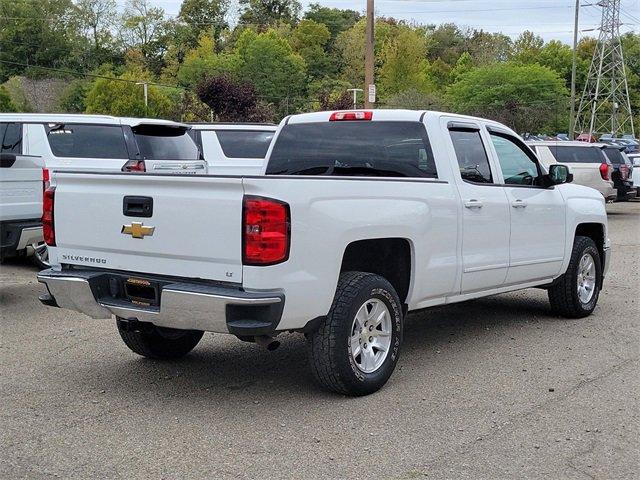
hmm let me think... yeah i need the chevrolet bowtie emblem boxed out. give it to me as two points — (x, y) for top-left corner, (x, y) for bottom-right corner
(121, 222), (155, 239)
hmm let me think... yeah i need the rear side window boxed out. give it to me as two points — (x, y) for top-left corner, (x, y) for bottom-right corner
(0, 122), (22, 154)
(133, 125), (199, 160)
(548, 146), (604, 163)
(215, 130), (274, 158)
(603, 148), (625, 165)
(449, 129), (493, 183)
(46, 124), (128, 159)
(267, 121), (436, 178)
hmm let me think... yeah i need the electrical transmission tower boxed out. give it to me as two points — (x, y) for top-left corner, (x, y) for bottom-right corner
(575, 0), (634, 138)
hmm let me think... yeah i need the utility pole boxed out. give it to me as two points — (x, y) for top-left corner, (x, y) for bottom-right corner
(569, 0), (580, 139)
(347, 88), (363, 109)
(575, 0), (635, 138)
(136, 82), (148, 116)
(364, 0), (375, 109)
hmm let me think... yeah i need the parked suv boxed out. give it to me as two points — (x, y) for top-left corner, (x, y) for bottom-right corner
(528, 141), (617, 202)
(188, 123), (276, 175)
(0, 114), (205, 266)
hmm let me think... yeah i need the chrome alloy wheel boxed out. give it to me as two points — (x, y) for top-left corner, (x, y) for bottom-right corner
(349, 299), (392, 374)
(577, 252), (596, 304)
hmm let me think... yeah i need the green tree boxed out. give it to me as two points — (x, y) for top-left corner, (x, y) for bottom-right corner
(448, 63), (568, 133)
(290, 19), (331, 80)
(379, 26), (430, 96)
(464, 30), (511, 65)
(304, 4), (360, 42)
(178, 0), (229, 47)
(238, 0), (301, 29)
(538, 40), (573, 85)
(84, 68), (175, 117)
(511, 31), (544, 64)
(120, 0), (171, 73)
(0, 86), (16, 112)
(58, 79), (90, 113)
(234, 29), (307, 114)
(0, 0), (86, 81)
(176, 34), (240, 87)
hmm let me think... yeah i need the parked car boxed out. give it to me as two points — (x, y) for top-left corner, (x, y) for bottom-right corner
(37, 109), (610, 396)
(602, 145), (637, 201)
(576, 133), (597, 143)
(0, 114), (205, 266)
(528, 141), (617, 202)
(188, 123), (277, 175)
(628, 153), (640, 196)
(0, 151), (45, 266)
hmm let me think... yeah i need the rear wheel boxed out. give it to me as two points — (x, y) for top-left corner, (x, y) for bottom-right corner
(116, 318), (204, 359)
(307, 272), (403, 396)
(548, 236), (602, 318)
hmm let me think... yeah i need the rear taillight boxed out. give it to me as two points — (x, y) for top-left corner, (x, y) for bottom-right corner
(620, 165), (629, 180)
(122, 159), (146, 172)
(42, 168), (50, 190)
(243, 196), (290, 265)
(599, 163), (611, 181)
(329, 111), (373, 121)
(42, 186), (56, 246)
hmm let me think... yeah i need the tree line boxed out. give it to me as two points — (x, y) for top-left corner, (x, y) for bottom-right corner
(1, 0), (638, 134)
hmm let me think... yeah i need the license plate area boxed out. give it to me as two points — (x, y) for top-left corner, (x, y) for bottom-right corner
(124, 277), (159, 307)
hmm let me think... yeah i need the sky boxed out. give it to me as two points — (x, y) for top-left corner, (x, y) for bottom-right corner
(118, 0), (639, 44)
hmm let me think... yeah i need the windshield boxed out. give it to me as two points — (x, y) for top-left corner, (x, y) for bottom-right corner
(133, 125), (199, 160)
(603, 147), (625, 165)
(266, 121), (437, 178)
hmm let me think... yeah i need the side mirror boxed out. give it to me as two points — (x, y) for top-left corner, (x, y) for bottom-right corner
(0, 153), (17, 168)
(548, 164), (573, 185)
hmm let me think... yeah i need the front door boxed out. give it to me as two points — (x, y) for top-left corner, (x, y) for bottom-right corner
(447, 121), (510, 293)
(488, 131), (566, 284)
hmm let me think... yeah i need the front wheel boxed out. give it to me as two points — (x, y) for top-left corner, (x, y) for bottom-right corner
(116, 318), (204, 359)
(307, 272), (403, 396)
(548, 236), (602, 318)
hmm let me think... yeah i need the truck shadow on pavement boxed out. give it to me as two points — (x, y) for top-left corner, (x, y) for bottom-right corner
(61, 291), (559, 402)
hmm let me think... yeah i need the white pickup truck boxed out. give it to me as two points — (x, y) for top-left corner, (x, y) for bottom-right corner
(38, 110), (610, 396)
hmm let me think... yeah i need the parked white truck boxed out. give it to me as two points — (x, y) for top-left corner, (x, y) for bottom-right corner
(38, 110), (610, 396)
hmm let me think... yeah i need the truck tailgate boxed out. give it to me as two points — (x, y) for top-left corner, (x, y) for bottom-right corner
(52, 172), (244, 282)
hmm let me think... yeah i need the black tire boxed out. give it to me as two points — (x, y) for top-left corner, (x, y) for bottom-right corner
(307, 272), (403, 396)
(548, 236), (602, 318)
(116, 318), (204, 359)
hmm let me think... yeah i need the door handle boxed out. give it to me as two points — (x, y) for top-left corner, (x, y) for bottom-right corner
(464, 199), (483, 209)
(511, 199), (527, 209)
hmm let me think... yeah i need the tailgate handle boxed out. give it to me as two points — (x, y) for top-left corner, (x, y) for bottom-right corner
(123, 196), (153, 218)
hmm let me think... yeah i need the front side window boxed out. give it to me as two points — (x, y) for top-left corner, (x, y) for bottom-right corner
(133, 125), (199, 160)
(490, 133), (540, 185)
(449, 129), (493, 184)
(267, 121), (437, 178)
(216, 130), (274, 158)
(46, 124), (128, 159)
(0, 122), (22, 154)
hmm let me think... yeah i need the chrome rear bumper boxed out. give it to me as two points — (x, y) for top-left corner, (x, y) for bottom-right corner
(37, 269), (284, 334)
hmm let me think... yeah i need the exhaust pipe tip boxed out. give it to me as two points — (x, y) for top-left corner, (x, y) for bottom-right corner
(255, 335), (280, 351)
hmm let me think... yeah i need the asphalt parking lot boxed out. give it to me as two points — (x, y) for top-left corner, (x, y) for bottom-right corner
(1, 201), (638, 480)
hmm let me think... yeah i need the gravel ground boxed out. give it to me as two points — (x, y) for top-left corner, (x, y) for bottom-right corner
(1, 200), (638, 479)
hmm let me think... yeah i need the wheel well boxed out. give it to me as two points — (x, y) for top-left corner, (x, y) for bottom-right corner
(340, 238), (412, 303)
(575, 223), (604, 264)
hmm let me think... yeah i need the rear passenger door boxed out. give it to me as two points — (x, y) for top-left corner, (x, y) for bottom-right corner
(446, 120), (510, 293)
(488, 130), (565, 284)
